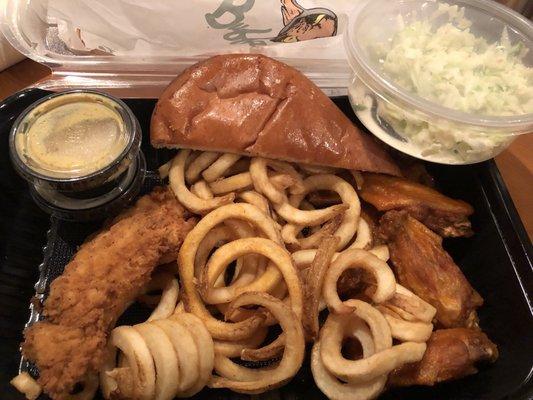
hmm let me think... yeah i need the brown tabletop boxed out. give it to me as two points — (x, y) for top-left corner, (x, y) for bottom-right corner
(1, 59), (531, 240)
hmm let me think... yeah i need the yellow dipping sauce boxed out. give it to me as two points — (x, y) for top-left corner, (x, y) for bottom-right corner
(15, 93), (128, 179)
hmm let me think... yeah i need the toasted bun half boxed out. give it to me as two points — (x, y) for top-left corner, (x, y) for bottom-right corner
(151, 54), (400, 175)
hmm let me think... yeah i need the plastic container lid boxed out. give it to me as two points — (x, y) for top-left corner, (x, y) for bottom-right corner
(0, 0), (361, 97)
(9, 89), (145, 220)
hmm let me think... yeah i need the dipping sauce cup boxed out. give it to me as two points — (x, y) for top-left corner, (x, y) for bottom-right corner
(9, 90), (145, 220)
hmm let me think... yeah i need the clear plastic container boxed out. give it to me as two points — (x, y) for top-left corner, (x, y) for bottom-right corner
(0, 0), (354, 97)
(344, 0), (533, 164)
(9, 90), (145, 220)
(2, 0), (532, 164)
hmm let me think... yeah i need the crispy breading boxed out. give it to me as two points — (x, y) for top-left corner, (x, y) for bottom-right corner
(360, 173), (474, 237)
(389, 328), (498, 386)
(22, 187), (197, 400)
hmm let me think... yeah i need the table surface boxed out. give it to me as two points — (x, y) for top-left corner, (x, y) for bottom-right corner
(1, 59), (532, 240)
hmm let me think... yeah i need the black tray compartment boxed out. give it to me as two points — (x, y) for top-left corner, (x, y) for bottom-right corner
(0, 89), (531, 399)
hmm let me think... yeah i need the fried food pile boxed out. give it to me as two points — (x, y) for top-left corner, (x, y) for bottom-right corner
(19, 189), (197, 399)
(15, 151), (497, 400)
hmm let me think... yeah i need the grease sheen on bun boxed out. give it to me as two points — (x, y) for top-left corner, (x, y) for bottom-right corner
(151, 54), (400, 176)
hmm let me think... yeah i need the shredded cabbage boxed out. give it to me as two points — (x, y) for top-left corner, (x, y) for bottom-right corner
(357, 4), (532, 162)
(380, 21), (533, 116)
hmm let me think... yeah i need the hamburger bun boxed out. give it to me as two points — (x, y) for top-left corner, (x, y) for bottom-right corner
(151, 54), (399, 175)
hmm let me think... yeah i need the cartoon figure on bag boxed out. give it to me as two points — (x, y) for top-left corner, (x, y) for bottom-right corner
(272, 0), (338, 42)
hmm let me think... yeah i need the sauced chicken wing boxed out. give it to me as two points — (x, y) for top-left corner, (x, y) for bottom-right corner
(389, 328), (498, 386)
(22, 187), (197, 400)
(379, 210), (483, 328)
(360, 173), (474, 237)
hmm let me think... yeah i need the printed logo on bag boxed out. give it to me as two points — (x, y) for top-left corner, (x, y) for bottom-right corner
(206, 0), (338, 46)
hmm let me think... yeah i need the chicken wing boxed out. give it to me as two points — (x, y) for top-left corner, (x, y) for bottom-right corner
(360, 173), (474, 237)
(380, 210), (483, 328)
(389, 328), (498, 386)
(22, 187), (197, 400)
(399, 162), (436, 188)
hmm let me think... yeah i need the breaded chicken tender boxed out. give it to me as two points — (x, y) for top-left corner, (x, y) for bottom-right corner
(22, 187), (197, 399)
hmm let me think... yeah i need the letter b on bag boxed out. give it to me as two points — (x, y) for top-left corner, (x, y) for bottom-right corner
(206, 0), (256, 29)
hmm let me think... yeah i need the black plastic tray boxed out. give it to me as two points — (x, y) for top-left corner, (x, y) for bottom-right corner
(0, 88), (532, 400)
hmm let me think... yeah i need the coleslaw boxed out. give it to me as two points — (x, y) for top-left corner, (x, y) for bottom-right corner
(352, 3), (532, 163)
